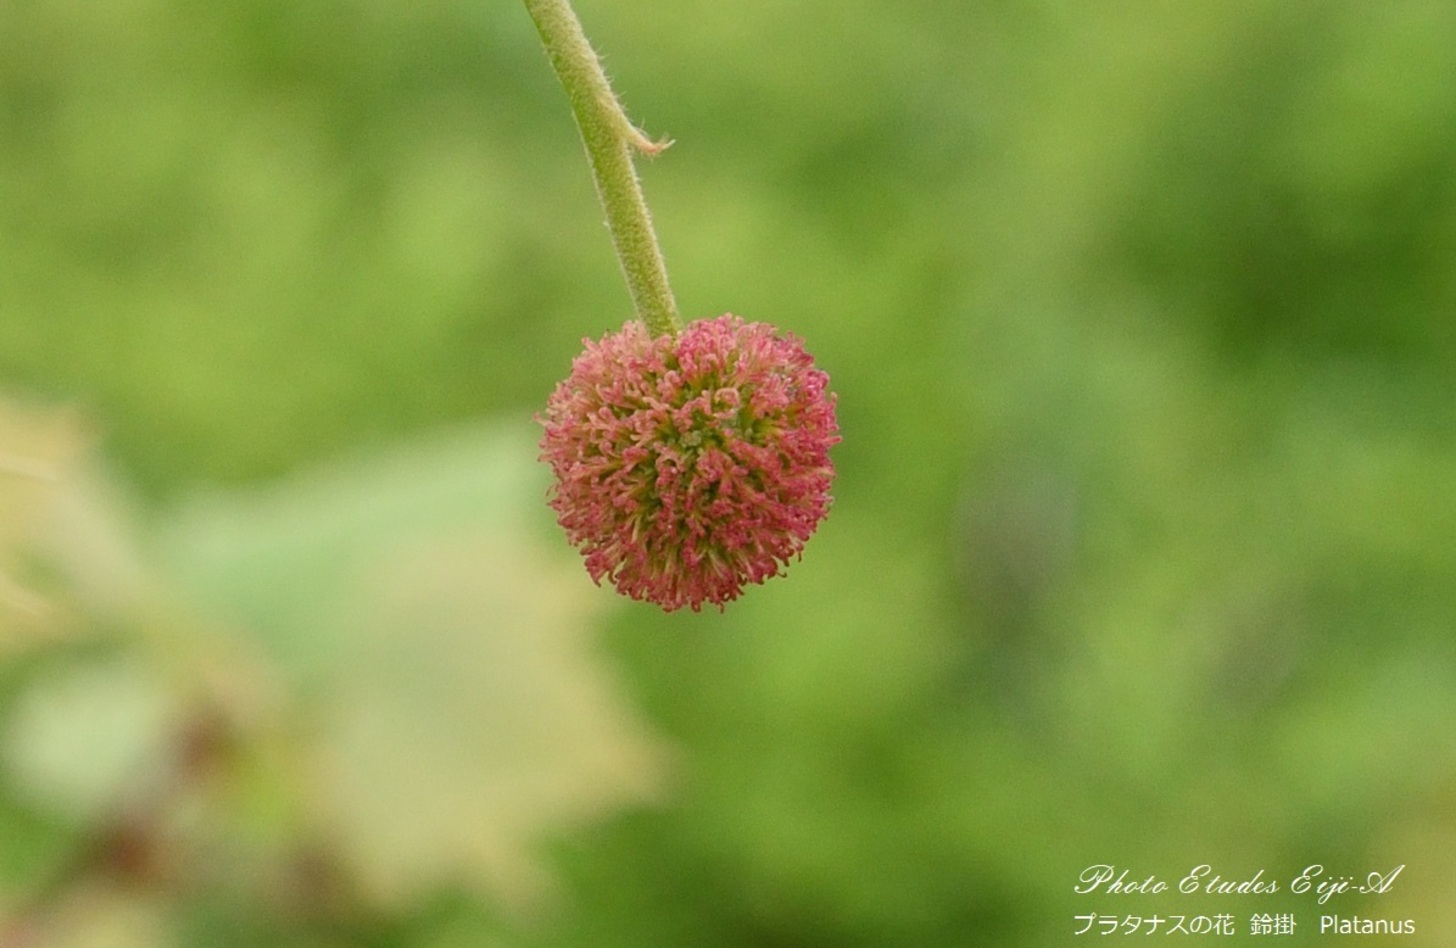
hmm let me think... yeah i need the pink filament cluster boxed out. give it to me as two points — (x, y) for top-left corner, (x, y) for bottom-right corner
(539, 314), (840, 612)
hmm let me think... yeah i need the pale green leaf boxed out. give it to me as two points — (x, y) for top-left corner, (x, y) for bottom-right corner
(156, 420), (668, 906)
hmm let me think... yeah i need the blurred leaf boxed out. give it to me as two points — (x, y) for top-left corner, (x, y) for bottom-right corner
(156, 420), (668, 907)
(17, 891), (173, 948)
(1, 396), (166, 668)
(3, 658), (180, 823)
(0, 396), (200, 924)
(0, 398), (87, 640)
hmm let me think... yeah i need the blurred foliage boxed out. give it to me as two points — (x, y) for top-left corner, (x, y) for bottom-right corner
(3, 0), (1456, 946)
(0, 407), (664, 945)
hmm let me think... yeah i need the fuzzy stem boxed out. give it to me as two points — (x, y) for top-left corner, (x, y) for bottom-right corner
(525, 0), (681, 337)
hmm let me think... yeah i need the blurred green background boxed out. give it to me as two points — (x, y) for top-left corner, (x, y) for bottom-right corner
(3, 1), (1455, 945)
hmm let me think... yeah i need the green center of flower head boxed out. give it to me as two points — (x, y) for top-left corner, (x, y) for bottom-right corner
(540, 314), (839, 612)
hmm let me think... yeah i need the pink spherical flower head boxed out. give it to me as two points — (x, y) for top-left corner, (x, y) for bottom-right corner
(539, 314), (840, 612)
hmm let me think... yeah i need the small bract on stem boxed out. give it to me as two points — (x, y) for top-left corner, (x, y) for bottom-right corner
(523, 0), (681, 337)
